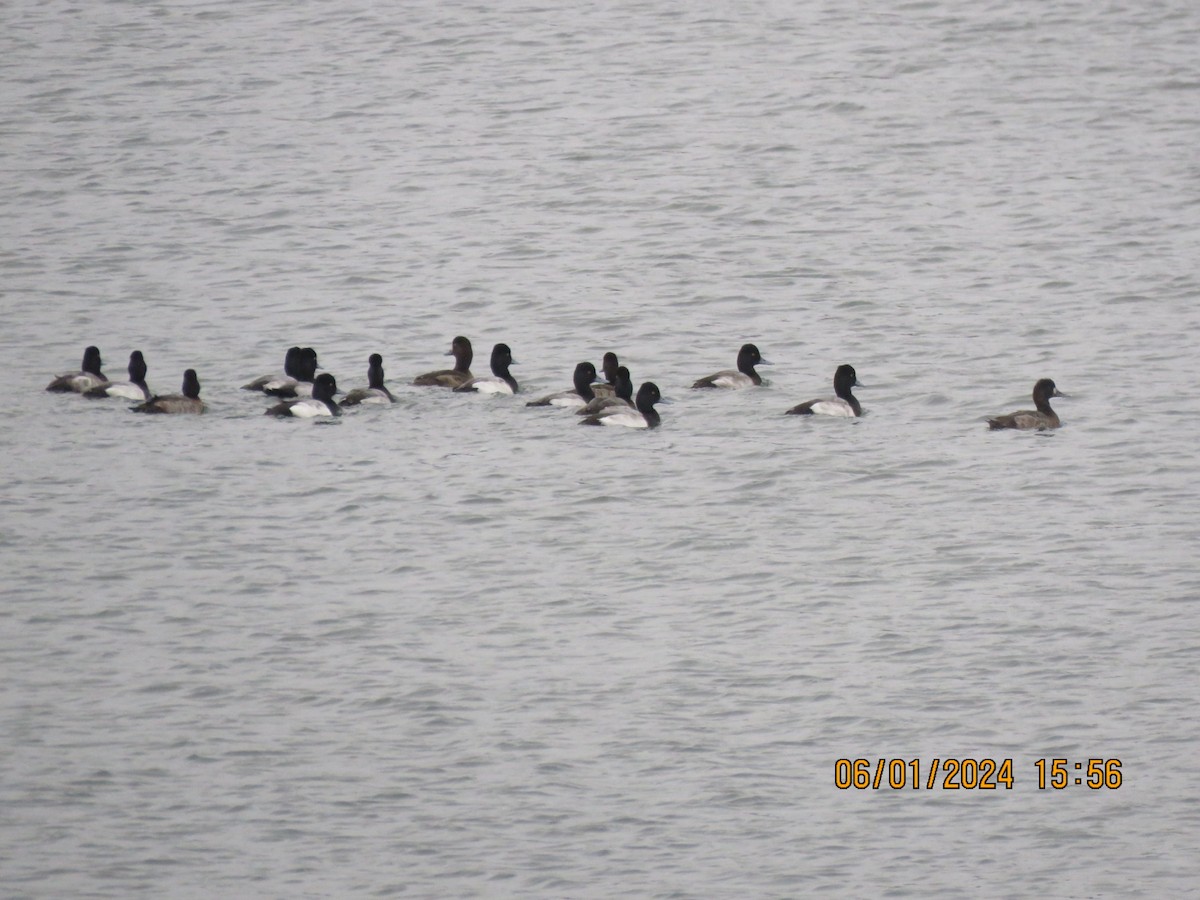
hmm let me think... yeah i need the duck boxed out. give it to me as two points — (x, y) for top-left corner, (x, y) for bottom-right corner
(525, 362), (599, 408)
(46, 346), (106, 393)
(580, 382), (664, 429)
(413, 335), (473, 388)
(263, 347), (319, 398)
(84, 350), (151, 400)
(454, 343), (518, 394)
(786, 364), (862, 417)
(243, 346), (301, 391)
(266, 373), (341, 418)
(132, 369), (205, 414)
(987, 379), (1066, 431)
(341, 354), (396, 405)
(590, 352), (621, 399)
(692, 343), (770, 389)
(577, 365), (633, 415)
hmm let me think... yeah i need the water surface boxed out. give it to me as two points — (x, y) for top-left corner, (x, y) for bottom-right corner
(2, 1), (1199, 896)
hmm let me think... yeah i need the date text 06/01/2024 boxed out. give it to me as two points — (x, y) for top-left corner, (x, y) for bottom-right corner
(833, 758), (1123, 790)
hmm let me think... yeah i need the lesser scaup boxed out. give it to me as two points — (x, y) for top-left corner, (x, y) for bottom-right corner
(132, 369), (205, 414)
(525, 362), (599, 408)
(243, 347), (301, 391)
(46, 346), (106, 393)
(987, 379), (1066, 431)
(266, 372), (341, 418)
(580, 382), (664, 429)
(577, 365), (633, 415)
(413, 335), (473, 388)
(591, 352), (621, 399)
(786, 364), (862, 417)
(341, 354), (396, 405)
(454, 343), (518, 394)
(692, 344), (770, 389)
(263, 347), (319, 398)
(85, 350), (150, 400)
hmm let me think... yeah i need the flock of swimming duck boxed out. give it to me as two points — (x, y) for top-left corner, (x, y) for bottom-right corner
(45, 338), (1068, 431)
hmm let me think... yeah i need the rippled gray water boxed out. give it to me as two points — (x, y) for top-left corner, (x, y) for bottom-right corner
(3, 1), (1199, 897)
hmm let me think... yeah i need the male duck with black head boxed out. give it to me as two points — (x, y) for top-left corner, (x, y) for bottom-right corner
(526, 361), (600, 409)
(243, 346), (301, 392)
(413, 336), (473, 388)
(580, 382), (665, 429)
(987, 378), (1067, 431)
(263, 347), (320, 398)
(692, 343), (771, 389)
(455, 343), (518, 395)
(85, 350), (151, 400)
(266, 373), (341, 418)
(47, 346), (106, 393)
(786, 364), (862, 417)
